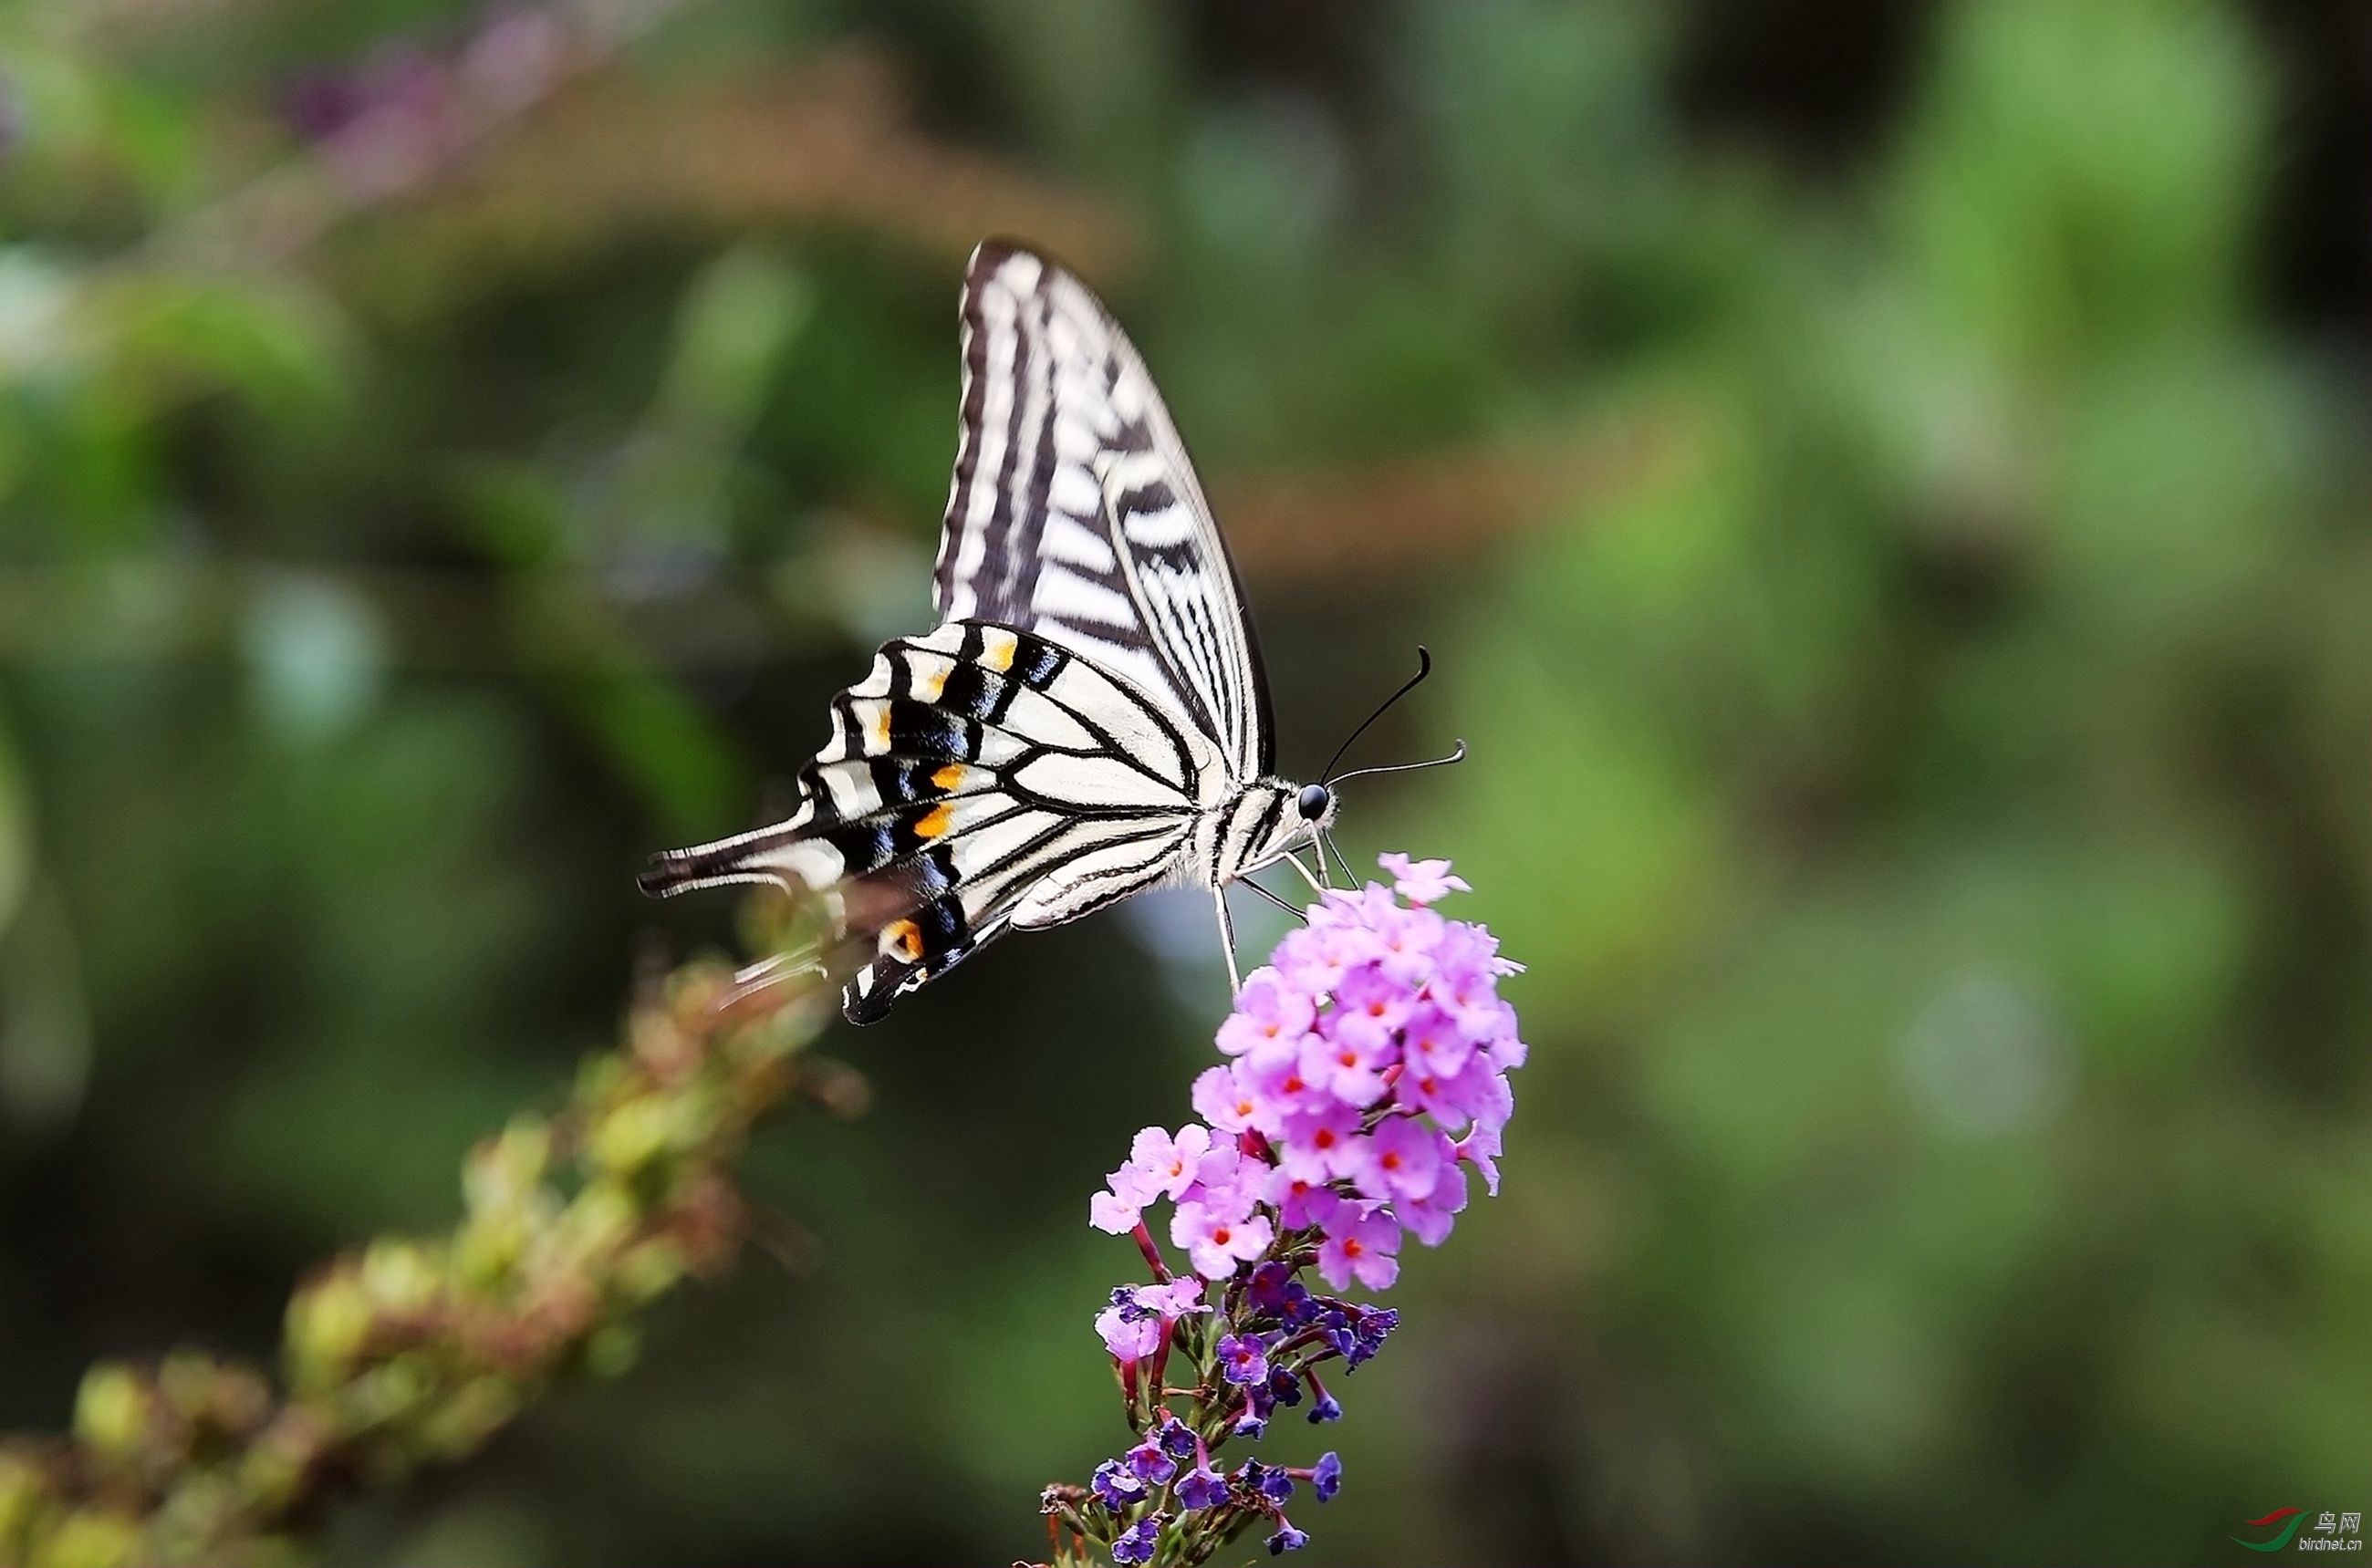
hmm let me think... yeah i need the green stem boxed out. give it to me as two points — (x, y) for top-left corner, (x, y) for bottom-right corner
(0, 960), (846, 1568)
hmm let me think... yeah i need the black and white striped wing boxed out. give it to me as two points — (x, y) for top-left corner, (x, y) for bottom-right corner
(639, 623), (1212, 1023)
(935, 240), (1274, 782)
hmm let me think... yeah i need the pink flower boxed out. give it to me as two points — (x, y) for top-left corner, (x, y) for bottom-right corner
(1378, 852), (1470, 905)
(1436, 917), (1520, 979)
(1438, 977), (1519, 1049)
(1400, 1002), (1474, 1082)
(1455, 1124), (1503, 1196)
(1398, 1158), (1469, 1246)
(1333, 961), (1417, 1033)
(1242, 1044), (1329, 1122)
(1088, 1189), (1142, 1235)
(1316, 1206), (1401, 1292)
(1181, 1142), (1263, 1222)
(1352, 1115), (1445, 1204)
(1396, 1054), (1511, 1137)
(1272, 920), (1381, 995)
(1309, 883), (1400, 933)
(1264, 1166), (1334, 1230)
(1276, 1099), (1364, 1186)
(1091, 1279), (1206, 1361)
(1094, 1303), (1160, 1360)
(1373, 904), (1451, 988)
(1171, 1200), (1274, 1281)
(1216, 969), (1315, 1057)
(1121, 1123), (1215, 1202)
(1191, 1063), (1276, 1137)
(1300, 1017), (1392, 1106)
(1464, 1068), (1516, 1135)
(1395, 1062), (1474, 1133)
(1134, 1277), (1208, 1319)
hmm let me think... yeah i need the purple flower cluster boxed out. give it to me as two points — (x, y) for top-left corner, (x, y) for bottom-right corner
(1091, 854), (1522, 1293)
(1045, 857), (1522, 1566)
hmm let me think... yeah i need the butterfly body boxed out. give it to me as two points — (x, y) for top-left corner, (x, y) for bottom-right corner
(641, 243), (1337, 1023)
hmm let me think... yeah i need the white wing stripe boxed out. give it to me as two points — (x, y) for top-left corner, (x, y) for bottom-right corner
(1041, 510), (1118, 573)
(1037, 567), (1140, 628)
(1011, 752), (1191, 810)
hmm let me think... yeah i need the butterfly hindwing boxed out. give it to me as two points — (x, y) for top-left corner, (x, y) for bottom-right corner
(640, 622), (1204, 1022)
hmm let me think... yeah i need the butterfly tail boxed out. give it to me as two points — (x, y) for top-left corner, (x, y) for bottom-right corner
(635, 821), (814, 898)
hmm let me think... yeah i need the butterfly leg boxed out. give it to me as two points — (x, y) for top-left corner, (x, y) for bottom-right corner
(1237, 875), (1310, 921)
(1320, 829), (1358, 889)
(1212, 886), (1243, 995)
(1282, 850), (1326, 898)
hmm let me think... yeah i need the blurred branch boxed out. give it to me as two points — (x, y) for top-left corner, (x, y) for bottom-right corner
(398, 50), (1139, 284)
(89, 13), (1135, 289)
(1219, 413), (1681, 584)
(0, 954), (856, 1568)
(126, 0), (699, 276)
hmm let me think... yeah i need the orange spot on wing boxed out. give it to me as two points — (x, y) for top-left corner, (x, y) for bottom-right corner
(931, 763), (969, 793)
(915, 803), (955, 839)
(882, 919), (922, 961)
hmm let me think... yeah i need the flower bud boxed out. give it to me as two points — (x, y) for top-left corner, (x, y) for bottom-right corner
(71, 1366), (149, 1465)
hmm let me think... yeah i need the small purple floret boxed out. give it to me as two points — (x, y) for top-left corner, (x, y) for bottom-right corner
(1176, 1464), (1229, 1511)
(1112, 1513), (1164, 1564)
(1125, 1438), (1177, 1486)
(1091, 1458), (1146, 1510)
(1267, 1521), (1311, 1554)
(1216, 1333), (1269, 1386)
(1154, 1415), (1198, 1461)
(1235, 1459), (1295, 1503)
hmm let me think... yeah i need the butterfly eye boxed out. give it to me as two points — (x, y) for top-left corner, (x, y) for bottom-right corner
(1296, 784), (1332, 821)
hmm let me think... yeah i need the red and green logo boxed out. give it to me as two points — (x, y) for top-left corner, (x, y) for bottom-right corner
(2236, 1510), (2309, 1552)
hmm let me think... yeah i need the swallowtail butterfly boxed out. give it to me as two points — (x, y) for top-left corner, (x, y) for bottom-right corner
(640, 241), (1439, 1023)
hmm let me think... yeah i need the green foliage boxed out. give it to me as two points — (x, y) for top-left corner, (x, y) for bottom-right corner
(0, 0), (2363, 1563)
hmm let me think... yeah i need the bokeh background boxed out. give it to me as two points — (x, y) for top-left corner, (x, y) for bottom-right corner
(2, 0), (2367, 1562)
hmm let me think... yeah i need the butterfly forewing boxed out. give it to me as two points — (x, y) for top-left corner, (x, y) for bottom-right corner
(936, 241), (1274, 780)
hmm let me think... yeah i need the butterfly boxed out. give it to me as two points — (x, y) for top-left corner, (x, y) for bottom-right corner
(640, 240), (1452, 1023)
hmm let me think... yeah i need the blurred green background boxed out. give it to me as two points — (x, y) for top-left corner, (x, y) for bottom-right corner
(2, 0), (2366, 1562)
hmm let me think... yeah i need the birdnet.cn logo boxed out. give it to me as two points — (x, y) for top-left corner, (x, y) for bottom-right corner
(2234, 1510), (2363, 1552)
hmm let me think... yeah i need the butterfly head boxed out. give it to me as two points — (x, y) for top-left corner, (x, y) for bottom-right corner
(1217, 777), (1332, 886)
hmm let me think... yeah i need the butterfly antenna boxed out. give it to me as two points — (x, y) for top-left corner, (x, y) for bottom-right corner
(1321, 647), (1435, 785)
(1326, 739), (1467, 789)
